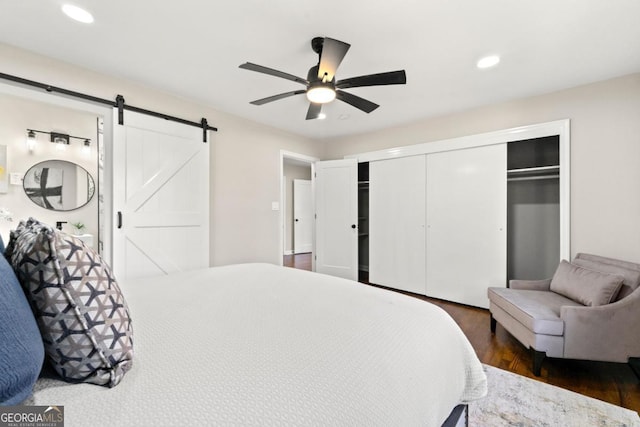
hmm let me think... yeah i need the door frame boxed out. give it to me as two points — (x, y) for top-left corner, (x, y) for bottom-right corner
(279, 150), (319, 267)
(0, 80), (114, 264)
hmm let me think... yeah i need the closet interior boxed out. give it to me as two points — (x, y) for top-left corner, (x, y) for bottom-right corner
(507, 136), (560, 281)
(357, 162), (369, 283)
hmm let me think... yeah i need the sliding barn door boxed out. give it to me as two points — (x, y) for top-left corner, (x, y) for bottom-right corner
(113, 110), (209, 281)
(314, 159), (358, 280)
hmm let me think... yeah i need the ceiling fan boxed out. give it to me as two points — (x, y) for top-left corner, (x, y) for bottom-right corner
(239, 36), (407, 120)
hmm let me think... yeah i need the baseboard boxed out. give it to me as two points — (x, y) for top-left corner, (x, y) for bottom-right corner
(629, 357), (640, 380)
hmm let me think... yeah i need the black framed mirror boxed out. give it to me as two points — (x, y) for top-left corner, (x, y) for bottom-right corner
(23, 160), (95, 211)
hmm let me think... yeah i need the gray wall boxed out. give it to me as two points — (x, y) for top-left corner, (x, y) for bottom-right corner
(323, 73), (640, 263)
(5, 40), (640, 266)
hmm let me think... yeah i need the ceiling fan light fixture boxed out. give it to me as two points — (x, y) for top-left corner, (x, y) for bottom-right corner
(306, 83), (336, 104)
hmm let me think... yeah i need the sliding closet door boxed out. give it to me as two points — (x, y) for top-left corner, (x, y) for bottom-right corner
(369, 155), (426, 294)
(426, 144), (506, 308)
(112, 110), (209, 281)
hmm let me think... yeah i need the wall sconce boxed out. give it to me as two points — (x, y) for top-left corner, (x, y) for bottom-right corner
(26, 129), (37, 152)
(50, 132), (70, 151)
(82, 139), (91, 156)
(26, 129), (92, 154)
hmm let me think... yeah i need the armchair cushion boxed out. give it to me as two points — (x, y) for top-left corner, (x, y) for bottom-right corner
(550, 260), (623, 306)
(488, 287), (582, 335)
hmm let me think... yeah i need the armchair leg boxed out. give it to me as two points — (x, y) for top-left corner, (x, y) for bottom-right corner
(629, 358), (640, 381)
(532, 349), (545, 376)
(490, 314), (496, 333)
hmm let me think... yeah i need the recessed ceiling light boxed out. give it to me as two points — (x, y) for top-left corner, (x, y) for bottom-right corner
(477, 55), (500, 69)
(317, 113), (326, 120)
(62, 4), (94, 23)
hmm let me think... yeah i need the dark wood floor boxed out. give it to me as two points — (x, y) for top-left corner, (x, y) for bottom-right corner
(284, 253), (640, 413)
(283, 252), (312, 271)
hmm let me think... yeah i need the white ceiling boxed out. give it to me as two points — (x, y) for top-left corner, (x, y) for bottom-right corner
(1, 1), (639, 140)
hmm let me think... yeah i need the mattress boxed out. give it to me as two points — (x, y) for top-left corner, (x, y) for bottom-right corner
(29, 263), (487, 426)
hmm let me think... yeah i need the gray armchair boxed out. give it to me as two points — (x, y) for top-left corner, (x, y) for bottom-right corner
(488, 253), (640, 376)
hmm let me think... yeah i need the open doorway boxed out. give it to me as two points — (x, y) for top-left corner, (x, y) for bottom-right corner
(0, 82), (112, 263)
(280, 151), (318, 271)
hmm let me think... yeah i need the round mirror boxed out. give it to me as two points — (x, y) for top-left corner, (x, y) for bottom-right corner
(23, 160), (95, 211)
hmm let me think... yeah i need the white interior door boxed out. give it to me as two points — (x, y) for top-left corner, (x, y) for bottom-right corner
(314, 159), (358, 280)
(113, 110), (209, 281)
(426, 143), (507, 308)
(293, 179), (312, 253)
(369, 155), (426, 294)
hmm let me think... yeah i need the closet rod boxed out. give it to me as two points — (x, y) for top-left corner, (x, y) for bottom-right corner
(507, 165), (559, 174)
(0, 72), (218, 137)
(507, 175), (560, 182)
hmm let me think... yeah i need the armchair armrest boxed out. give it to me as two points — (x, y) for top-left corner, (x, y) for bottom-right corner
(509, 279), (551, 291)
(561, 289), (640, 362)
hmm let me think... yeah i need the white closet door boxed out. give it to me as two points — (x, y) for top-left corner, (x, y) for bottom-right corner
(369, 155), (426, 294)
(314, 159), (358, 280)
(426, 144), (506, 308)
(113, 110), (209, 281)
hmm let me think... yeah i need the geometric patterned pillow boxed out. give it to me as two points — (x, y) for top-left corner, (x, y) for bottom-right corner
(5, 218), (133, 387)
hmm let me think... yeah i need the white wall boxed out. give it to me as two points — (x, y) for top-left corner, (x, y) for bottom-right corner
(322, 73), (640, 262)
(0, 42), (324, 266)
(0, 93), (99, 242)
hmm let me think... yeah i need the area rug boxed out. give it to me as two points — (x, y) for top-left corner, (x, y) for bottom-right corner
(469, 365), (640, 426)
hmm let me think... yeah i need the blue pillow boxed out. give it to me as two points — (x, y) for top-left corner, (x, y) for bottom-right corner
(0, 251), (45, 405)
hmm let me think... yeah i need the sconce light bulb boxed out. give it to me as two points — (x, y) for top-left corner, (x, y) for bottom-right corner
(82, 139), (91, 156)
(26, 130), (37, 152)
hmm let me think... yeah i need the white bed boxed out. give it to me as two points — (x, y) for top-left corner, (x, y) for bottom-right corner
(28, 263), (487, 426)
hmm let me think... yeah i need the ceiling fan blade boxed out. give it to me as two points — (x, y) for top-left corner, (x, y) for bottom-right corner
(250, 90), (306, 105)
(336, 90), (379, 113)
(336, 70), (407, 89)
(306, 102), (322, 120)
(239, 62), (308, 86)
(318, 38), (351, 82)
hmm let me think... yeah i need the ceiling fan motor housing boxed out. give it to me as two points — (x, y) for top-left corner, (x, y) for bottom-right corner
(311, 37), (324, 55)
(307, 65), (333, 84)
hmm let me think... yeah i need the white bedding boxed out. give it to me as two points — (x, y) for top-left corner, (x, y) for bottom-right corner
(29, 263), (487, 426)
